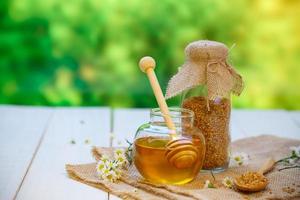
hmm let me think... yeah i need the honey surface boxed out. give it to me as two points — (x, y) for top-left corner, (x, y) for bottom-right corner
(134, 136), (204, 185)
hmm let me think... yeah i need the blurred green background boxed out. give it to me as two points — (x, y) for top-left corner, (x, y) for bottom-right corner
(0, 0), (299, 109)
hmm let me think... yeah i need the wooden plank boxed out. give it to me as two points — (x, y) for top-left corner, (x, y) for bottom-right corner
(15, 108), (111, 200)
(0, 106), (53, 200)
(112, 108), (149, 146)
(231, 110), (248, 141)
(288, 111), (300, 128)
(233, 109), (300, 139)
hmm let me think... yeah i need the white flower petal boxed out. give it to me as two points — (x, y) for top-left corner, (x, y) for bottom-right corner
(105, 170), (118, 182)
(115, 148), (124, 155)
(230, 152), (249, 166)
(290, 146), (300, 157)
(96, 151), (128, 182)
(203, 180), (210, 188)
(100, 155), (110, 163)
(287, 158), (296, 164)
(96, 160), (108, 174)
(222, 177), (234, 188)
(203, 180), (215, 188)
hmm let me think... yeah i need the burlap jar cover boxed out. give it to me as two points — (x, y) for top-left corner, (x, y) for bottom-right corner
(66, 135), (300, 200)
(165, 40), (244, 100)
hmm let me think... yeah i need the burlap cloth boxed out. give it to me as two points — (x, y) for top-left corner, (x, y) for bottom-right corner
(165, 40), (244, 100)
(66, 135), (300, 200)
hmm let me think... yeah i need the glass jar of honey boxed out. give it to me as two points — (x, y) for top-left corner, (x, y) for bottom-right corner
(133, 108), (206, 185)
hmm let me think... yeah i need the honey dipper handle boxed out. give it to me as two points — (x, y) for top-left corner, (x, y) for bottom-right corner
(258, 157), (276, 175)
(139, 56), (176, 132)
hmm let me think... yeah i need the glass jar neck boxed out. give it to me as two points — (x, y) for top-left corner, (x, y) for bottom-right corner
(150, 107), (194, 130)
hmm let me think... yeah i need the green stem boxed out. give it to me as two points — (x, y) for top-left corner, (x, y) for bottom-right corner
(275, 158), (288, 164)
(126, 139), (133, 146)
(275, 156), (298, 164)
(278, 166), (300, 171)
(210, 170), (216, 181)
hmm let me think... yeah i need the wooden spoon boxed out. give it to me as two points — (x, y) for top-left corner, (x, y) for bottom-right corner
(139, 56), (176, 132)
(139, 56), (198, 169)
(234, 157), (275, 192)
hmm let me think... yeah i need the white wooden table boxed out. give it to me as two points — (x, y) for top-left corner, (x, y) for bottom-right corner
(0, 105), (299, 200)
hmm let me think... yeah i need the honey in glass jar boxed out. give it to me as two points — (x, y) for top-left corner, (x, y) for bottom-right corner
(133, 108), (206, 185)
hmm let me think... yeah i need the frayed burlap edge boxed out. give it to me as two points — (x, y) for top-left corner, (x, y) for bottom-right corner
(66, 164), (110, 192)
(66, 164), (196, 200)
(66, 164), (141, 200)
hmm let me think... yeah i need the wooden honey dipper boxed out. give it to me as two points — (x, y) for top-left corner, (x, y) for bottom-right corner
(139, 56), (198, 169)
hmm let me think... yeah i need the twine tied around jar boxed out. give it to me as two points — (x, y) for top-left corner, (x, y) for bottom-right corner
(165, 40), (244, 108)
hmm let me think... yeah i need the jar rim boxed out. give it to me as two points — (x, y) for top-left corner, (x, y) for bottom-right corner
(150, 107), (194, 119)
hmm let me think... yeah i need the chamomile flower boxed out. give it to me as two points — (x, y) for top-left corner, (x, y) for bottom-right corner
(96, 149), (129, 182)
(290, 146), (300, 158)
(104, 170), (118, 182)
(222, 176), (234, 189)
(108, 160), (119, 169)
(96, 160), (107, 174)
(230, 152), (249, 166)
(114, 168), (122, 179)
(116, 155), (128, 166)
(106, 171), (118, 182)
(277, 146), (300, 165)
(100, 155), (110, 163)
(114, 149), (125, 157)
(113, 149), (128, 168)
(203, 180), (215, 188)
(100, 167), (110, 179)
